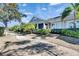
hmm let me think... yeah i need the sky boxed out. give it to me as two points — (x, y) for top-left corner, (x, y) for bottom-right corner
(0, 3), (70, 27)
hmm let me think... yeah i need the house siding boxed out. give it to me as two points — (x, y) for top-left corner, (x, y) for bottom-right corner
(51, 20), (79, 29)
(30, 16), (79, 29)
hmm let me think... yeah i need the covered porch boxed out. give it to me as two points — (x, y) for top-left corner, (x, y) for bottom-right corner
(36, 22), (53, 29)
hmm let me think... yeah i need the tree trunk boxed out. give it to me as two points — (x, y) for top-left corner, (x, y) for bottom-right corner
(61, 21), (64, 29)
(4, 22), (8, 36)
(73, 10), (76, 31)
(62, 21), (66, 29)
(73, 20), (76, 31)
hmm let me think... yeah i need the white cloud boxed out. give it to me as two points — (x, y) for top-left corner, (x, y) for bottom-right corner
(49, 3), (60, 6)
(22, 3), (27, 6)
(24, 12), (33, 15)
(20, 9), (26, 12)
(21, 18), (29, 23)
(41, 8), (47, 10)
(56, 7), (65, 13)
(56, 8), (62, 12)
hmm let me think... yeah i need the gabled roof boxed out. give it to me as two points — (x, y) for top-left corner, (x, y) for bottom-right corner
(48, 14), (75, 22)
(30, 14), (75, 23)
(48, 16), (61, 20)
(53, 16), (61, 19)
(30, 16), (46, 23)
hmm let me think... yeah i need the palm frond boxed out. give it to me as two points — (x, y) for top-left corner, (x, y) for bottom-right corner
(61, 6), (72, 21)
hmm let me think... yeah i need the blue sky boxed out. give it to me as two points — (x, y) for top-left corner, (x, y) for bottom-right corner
(0, 3), (70, 27)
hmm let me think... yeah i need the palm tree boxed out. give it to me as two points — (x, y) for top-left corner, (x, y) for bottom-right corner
(61, 3), (79, 31)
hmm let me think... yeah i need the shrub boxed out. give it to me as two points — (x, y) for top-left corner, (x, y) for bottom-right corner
(51, 29), (62, 34)
(9, 23), (35, 34)
(22, 23), (35, 34)
(36, 29), (51, 35)
(61, 29), (79, 38)
(51, 29), (79, 38)
(9, 25), (20, 32)
(0, 27), (4, 36)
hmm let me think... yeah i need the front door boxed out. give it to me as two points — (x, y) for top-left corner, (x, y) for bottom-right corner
(38, 23), (43, 29)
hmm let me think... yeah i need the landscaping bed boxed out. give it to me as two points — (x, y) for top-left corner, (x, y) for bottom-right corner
(51, 29), (79, 39)
(9, 23), (51, 36)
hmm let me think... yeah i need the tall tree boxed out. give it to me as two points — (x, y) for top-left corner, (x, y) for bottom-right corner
(0, 3), (26, 35)
(61, 3), (79, 31)
(0, 3), (26, 28)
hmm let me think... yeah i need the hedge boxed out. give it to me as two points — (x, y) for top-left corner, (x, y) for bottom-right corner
(61, 29), (79, 38)
(51, 29), (79, 38)
(36, 29), (51, 35)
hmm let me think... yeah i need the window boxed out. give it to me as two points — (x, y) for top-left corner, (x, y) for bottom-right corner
(38, 23), (43, 29)
(52, 24), (54, 26)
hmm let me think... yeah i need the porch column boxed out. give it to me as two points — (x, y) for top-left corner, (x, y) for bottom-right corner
(43, 23), (46, 29)
(36, 24), (38, 29)
(50, 23), (52, 29)
(48, 22), (52, 29)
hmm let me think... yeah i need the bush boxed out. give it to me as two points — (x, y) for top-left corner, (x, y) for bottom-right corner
(51, 29), (62, 34)
(61, 29), (79, 38)
(9, 25), (20, 32)
(22, 23), (35, 34)
(36, 29), (51, 35)
(0, 27), (4, 36)
(51, 29), (79, 38)
(9, 23), (35, 34)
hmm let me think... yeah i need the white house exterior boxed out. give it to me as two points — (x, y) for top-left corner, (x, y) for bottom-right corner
(30, 14), (79, 29)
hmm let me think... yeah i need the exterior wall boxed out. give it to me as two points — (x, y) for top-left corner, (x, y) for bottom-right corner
(51, 20), (79, 29)
(31, 20), (79, 29)
(30, 16), (79, 29)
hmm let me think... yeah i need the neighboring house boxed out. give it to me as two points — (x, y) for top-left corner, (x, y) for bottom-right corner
(30, 15), (79, 29)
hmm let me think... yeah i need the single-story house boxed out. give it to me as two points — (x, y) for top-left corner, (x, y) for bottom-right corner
(30, 14), (79, 29)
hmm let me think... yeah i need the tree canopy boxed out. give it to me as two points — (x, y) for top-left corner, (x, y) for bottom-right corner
(0, 3), (27, 27)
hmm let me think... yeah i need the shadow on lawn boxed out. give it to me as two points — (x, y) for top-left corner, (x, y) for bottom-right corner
(56, 35), (79, 45)
(0, 40), (31, 54)
(33, 33), (79, 45)
(32, 34), (49, 39)
(0, 42), (58, 56)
